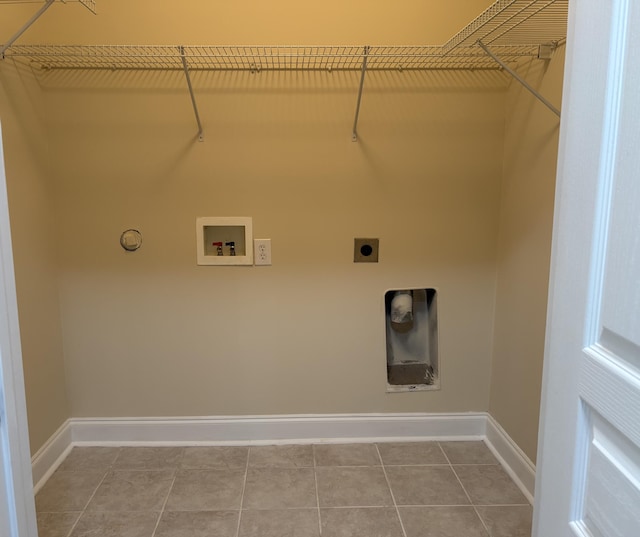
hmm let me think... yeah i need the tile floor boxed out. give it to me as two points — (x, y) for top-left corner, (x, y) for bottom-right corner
(35, 441), (532, 537)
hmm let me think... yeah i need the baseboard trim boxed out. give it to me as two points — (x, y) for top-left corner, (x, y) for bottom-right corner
(484, 414), (536, 503)
(31, 412), (536, 503)
(31, 420), (73, 494)
(68, 412), (487, 445)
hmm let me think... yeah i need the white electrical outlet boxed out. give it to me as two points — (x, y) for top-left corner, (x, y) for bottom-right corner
(253, 239), (272, 266)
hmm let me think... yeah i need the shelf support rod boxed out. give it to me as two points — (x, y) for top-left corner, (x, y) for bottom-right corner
(78, 0), (97, 15)
(477, 40), (560, 118)
(179, 46), (204, 142)
(1, 0), (56, 57)
(352, 45), (370, 142)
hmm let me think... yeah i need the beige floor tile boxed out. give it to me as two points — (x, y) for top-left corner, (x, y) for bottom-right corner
(476, 505), (533, 537)
(439, 442), (498, 464)
(164, 469), (244, 511)
(242, 468), (317, 509)
(36, 512), (81, 537)
(321, 507), (404, 537)
(57, 447), (121, 472)
(85, 470), (174, 511)
(32, 444), (534, 537)
(314, 443), (381, 466)
(386, 466), (470, 506)
(154, 511), (238, 537)
(249, 445), (314, 467)
(377, 442), (448, 466)
(36, 472), (105, 512)
(113, 447), (184, 470)
(180, 446), (248, 470)
(69, 511), (159, 537)
(453, 465), (528, 505)
(238, 509), (320, 537)
(399, 506), (489, 537)
(316, 467), (393, 507)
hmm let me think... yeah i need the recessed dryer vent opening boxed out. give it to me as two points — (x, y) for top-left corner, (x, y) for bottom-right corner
(385, 288), (439, 392)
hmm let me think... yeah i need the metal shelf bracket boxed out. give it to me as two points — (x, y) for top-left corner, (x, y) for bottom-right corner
(179, 46), (204, 142)
(1, 0), (55, 57)
(78, 0), (97, 14)
(1, 0), (96, 58)
(352, 45), (369, 142)
(477, 39), (560, 117)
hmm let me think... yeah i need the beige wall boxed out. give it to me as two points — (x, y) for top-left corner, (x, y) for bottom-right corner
(1, 1), (567, 456)
(0, 63), (70, 454)
(0, 0), (503, 419)
(489, 47), (566, 462)
(45, 67), (505, 417)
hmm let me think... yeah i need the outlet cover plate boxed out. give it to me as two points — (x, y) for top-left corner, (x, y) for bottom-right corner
(254, 238), (272, 266)
(354, 238), (379, 263)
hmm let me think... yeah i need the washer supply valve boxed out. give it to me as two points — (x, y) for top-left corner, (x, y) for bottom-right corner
(225, 241), (236, 256)
(212, 242), (223, 256)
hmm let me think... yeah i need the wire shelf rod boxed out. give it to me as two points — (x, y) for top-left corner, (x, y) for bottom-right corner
(352, 45), (369, 142)
(477, 40), (560, 117)
(179, 45), (204, 142)
(78, 0), (95, 13)
(0, 0), (93, 7)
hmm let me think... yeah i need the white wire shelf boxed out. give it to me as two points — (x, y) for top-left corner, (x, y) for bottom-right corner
(1, 0), (568, 72)
(4, 44), (542, 71)
(443, 0), (568, 52)
(0, 0), (568, 139)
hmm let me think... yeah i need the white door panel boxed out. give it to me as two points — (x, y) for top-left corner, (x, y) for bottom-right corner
(535, 0), (640, 535)
(599, 0), (640, 357)
(0, 123), (38, 535)
(583, 413), (640, 536)
(0, 429), (12, 537)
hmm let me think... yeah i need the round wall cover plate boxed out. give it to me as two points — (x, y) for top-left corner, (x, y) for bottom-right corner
(120, 229), (142, 251)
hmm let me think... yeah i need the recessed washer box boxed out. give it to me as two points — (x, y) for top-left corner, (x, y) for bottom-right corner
(196, 217), (253, 265)
(385, 288), (439, 392)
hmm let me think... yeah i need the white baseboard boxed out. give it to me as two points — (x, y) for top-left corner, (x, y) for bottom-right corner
(31, 412), (535, 504)
(484, 414), (536, 503)
(67, 412), (486, 446)
(31, 420), (73, 494)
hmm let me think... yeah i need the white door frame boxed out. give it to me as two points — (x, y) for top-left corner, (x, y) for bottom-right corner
(0, 121), (38, 537)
